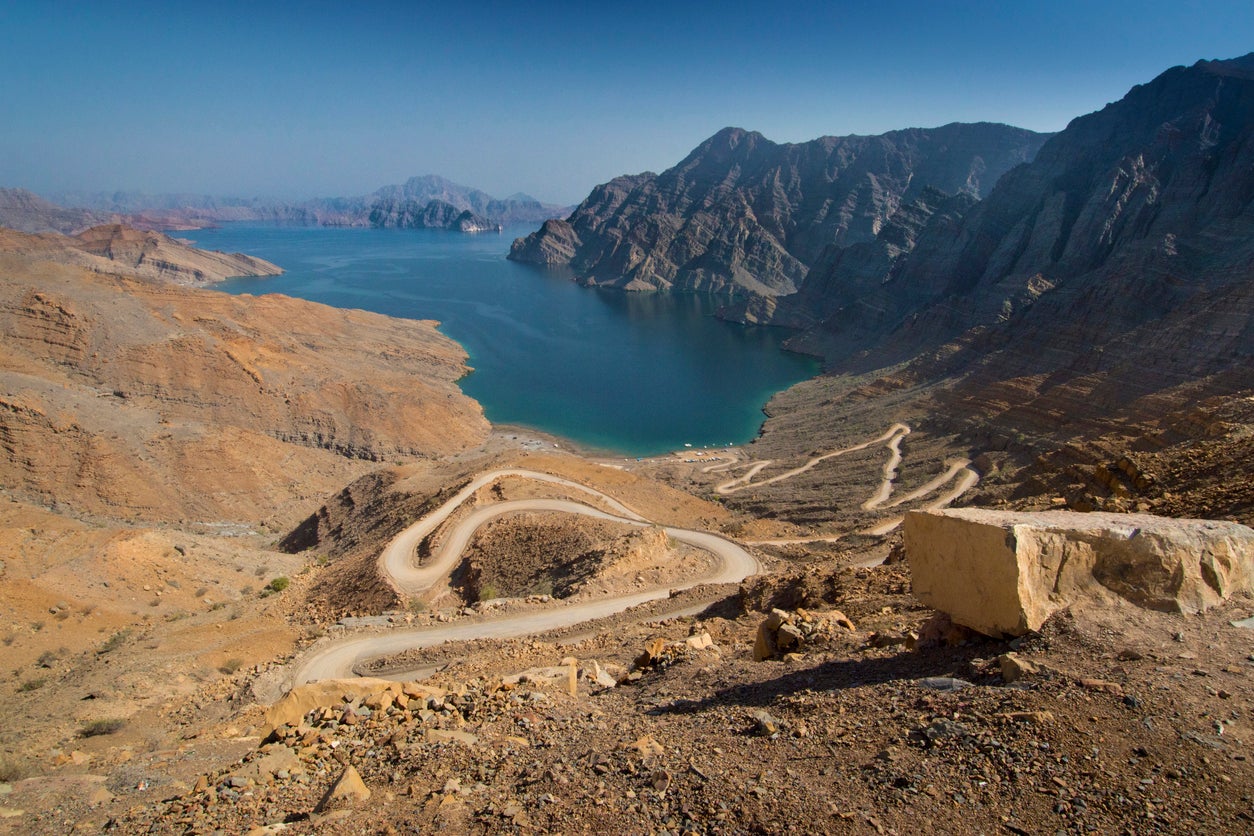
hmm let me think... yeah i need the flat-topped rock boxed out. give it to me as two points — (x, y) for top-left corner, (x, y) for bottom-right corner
(904, 509), (1254, 637)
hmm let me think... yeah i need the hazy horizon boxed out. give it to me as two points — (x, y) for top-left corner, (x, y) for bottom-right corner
(3, 1), (1252, 206)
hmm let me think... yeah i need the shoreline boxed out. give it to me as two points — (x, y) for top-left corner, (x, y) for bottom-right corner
(486, 422), (745, 465)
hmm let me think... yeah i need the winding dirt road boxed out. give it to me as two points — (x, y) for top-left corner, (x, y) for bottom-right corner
(287, 427), (981, 687)
(723, 424), (981, 545)
(290, 470), (759, 686)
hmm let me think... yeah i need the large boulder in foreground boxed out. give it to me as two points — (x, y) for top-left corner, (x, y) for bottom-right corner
(904, 509), (1254, 637)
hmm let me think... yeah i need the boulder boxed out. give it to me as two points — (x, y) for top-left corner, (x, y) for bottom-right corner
(905, 509), (1254, 637)
(264, 678), (426, 737)
(753, 607), (850, 660)
(315, 765), (370, 812)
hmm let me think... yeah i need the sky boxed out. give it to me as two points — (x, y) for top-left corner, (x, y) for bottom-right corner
(2, 1), (1252, 205)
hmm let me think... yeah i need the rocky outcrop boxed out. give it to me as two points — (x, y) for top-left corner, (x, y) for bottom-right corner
(367, 198), (501, 232)
(904, 509), (1254, 637)
(0, 224), (282, 286)
(509, 124), (1049, 297)
(74, 224), (283, 284)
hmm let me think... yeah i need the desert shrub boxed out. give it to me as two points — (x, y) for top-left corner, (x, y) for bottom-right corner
(267, 577), (290, 593)
(79, 718), (124, 737)
(36, 650), (57, 667)
(0, 755), (30, 782)
(17, 677), (46, 692)
(478, 583), (499, 602)
(99, 628), (132, 654)
(219, 658), (244, 675)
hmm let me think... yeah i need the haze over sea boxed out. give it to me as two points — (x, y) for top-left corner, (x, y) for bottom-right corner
(195, 224), (818, 456)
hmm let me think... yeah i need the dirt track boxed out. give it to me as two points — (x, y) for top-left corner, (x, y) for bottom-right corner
(290, 470), (759, 686)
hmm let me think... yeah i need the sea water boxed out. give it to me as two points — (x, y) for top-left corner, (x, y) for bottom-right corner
(192, 224), (817, 456)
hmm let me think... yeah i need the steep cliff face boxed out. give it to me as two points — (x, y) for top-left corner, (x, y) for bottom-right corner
(751, 54), (1254, 467)
(367, 198), (501, 232)
(509, 124), (1049, 297)
(793, 55), (1254, 380)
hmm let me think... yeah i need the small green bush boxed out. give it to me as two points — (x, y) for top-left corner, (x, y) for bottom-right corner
(267, 577), (290, 593)
(478, 583), (499, 602)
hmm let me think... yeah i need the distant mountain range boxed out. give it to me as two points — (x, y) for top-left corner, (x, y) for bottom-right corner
(6, 175), (569, 233)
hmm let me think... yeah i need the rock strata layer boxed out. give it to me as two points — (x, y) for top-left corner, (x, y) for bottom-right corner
(904, 508), (1254, 637)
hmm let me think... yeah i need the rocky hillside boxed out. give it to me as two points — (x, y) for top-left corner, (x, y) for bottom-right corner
(0, 235), (488, 524)
(784, 55), (1251, 355)
(509, 123), (1049, 296)
(0, 224), (282, 286)
(780, 55), (1254, 432)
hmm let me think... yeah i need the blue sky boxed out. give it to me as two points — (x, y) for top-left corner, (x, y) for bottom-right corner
(2, 1), (1251, 204)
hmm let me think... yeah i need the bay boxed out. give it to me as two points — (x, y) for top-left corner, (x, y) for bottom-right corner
(189, 223), (818, 456)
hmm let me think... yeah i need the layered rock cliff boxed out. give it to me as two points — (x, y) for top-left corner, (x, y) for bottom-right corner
(509, 123), (1050, 296)
(0, 224), (283, 286)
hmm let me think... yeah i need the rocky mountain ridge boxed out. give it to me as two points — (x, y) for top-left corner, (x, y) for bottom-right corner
(509, 123), (1050, 297)
(43, 175), (567, 232)
(770, 54), (1254, 447)
(0, 188), (119, 235)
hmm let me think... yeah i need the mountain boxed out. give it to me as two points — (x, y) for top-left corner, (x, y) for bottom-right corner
(366, 197), (501, 232)
(781, 55), (1254, 410)
(716, 53), (1254, 535)
(0, 187), (119, 234)
(49, 176), (567, 231)
(508, 123), (1051, 296)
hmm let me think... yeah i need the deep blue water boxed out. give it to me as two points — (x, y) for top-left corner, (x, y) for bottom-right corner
(189, 224), (818, 456)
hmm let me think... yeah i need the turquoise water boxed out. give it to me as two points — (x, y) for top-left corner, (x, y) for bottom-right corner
(192, 224), (818, 456)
